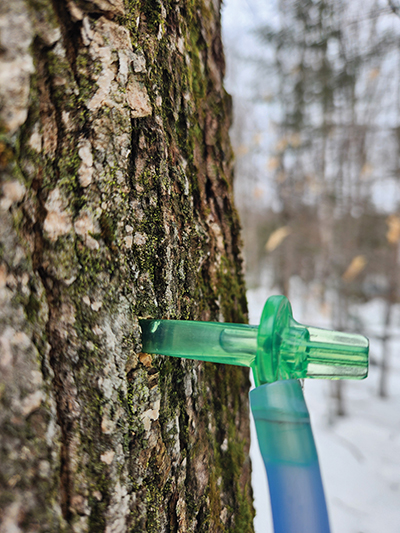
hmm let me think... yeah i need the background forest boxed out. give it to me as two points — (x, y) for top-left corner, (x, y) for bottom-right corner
(223, 0), (400, 531)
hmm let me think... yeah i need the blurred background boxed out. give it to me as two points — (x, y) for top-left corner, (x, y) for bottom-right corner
(222, 0), (400, 531)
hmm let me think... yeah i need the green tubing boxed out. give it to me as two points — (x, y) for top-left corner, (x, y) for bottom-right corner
(250, 380), (331, 533)
(140, 295), (368, 533)
(140, 319), (257, 367)
(140, 295), (369, 386)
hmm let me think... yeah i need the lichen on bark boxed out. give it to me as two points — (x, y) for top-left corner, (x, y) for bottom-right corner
(0, 0), (255, 531)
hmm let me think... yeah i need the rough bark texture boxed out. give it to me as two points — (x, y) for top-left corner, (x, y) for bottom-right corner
(0, 1), (254, 532)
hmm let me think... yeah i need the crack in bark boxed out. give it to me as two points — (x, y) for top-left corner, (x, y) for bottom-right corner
(50, 0), (82, 84)
(31, 178), (75, 523)
(28, 47), (76, 521)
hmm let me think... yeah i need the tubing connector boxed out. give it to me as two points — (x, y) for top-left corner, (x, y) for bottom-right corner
(140, 295), (369, 386)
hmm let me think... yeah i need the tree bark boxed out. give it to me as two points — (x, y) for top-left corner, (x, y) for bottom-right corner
(0, 1), (254, 531)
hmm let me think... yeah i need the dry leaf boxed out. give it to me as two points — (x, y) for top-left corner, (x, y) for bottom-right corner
(253, 132), (262, 145)
(236, 144), (249, 157)
(275, 137), (288, 152)
(368, 68), (380, 81)
(360, 163), (373, 178)
(386, 215), (400, 244)
(267, 157), (280, 171)
(265, 226), (292, 252)
(342, 255), (367, 282)
(253, 187), (264, 199)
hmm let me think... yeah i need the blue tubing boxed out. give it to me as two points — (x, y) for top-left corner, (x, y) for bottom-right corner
(250, 380), (331, 533)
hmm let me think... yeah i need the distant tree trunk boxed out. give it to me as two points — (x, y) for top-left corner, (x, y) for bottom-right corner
(378, 317), (391, 399)
(0, 1), (254, 532)
(379, 281), (396, 399)
(331, 291), (346, 418)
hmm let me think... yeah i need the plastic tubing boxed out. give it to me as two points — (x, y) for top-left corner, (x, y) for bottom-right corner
(250, 379), (331, 533)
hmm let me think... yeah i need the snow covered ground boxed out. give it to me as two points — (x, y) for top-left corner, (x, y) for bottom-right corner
(247, 285), (400, 533)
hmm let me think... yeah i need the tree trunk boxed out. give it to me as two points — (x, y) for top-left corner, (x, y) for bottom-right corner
(0, 1), (254, 531)
(379, 290), (394, 398)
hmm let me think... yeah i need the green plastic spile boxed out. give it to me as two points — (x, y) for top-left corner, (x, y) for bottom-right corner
(140, 295), (368, 386)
